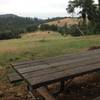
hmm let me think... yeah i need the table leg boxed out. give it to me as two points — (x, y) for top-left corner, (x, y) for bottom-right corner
(53, 81), (65, 96)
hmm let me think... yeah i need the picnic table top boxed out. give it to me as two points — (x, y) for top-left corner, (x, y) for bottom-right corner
(12, 49), (100, 89)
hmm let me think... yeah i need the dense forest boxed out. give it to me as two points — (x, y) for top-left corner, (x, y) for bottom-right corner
(0, 14), (44, 39)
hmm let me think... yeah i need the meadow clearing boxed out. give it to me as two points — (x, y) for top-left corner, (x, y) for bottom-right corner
(0, 31), (100, 67)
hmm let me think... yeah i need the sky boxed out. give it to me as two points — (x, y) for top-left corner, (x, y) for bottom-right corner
(0, 0), (98, 19)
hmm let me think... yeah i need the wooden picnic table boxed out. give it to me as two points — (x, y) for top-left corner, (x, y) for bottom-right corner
(11, 49), (100, 100)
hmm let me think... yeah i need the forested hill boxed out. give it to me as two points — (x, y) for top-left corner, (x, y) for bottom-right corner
(0, 14), (43, 33)
(0, 14), (18, 18)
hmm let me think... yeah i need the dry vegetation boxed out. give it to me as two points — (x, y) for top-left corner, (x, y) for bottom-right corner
(47, 18), (80, 26)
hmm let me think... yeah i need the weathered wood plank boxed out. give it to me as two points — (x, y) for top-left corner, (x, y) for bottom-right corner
(7, 72), (22, 83)
(13, 54), (72, 66)
(28, 63), (100, 88)
(22, 58), (100, 79)
(9, 50), (100, 83)
(13, 49), (100, 69)
(16, 54), (100, 74)
(11, 49), (100, 89)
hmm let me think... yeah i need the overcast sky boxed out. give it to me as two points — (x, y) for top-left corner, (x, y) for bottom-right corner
(0, 0), (98, 19)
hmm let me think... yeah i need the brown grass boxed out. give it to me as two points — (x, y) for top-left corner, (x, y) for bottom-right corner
(0, 47), (18, 53)
(47, 18), (80, 26)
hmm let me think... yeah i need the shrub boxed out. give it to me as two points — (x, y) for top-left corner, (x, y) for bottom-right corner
(26, 25), (38, 32)
(40, 24), (58, 32)
(68, 25), (82, 36)
(0, 30), (21, 40)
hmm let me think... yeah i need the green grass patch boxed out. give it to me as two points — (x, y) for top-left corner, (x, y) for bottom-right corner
(0, 32), (100, 67)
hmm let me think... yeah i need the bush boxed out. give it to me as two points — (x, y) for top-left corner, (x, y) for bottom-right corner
(40, 24), (70, 36)
(26, 25), (38, 32)
(40, 23), (100, 36)
(68, 25), (82, 36)
(78, 22), (100, 35)
(0, 30), (21, 40)
(40, 24), (58, 31)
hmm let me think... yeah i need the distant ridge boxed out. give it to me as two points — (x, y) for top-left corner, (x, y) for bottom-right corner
(0, 14), (43, 34)
(0, 14), (19, 18)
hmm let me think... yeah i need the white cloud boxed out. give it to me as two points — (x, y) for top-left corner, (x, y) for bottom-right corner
(0, 0), (68, 18)
(0, 0), (98, 18)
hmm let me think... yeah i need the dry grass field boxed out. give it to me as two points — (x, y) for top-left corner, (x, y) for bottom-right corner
(47, 18), (80, 26)
(0, 31), (100, 66)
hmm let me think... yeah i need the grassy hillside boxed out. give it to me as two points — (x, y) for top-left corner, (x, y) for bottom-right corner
(47, 18), (80, 26)
(0, 31), (100, 67)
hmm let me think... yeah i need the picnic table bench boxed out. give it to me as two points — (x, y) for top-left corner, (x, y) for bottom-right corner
(9, 49), (100, 100)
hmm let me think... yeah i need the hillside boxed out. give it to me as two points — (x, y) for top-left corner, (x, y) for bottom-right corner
(0, 14), (43, 32)
(0, 14), (18, 18)
(47, 17), (80, 26)
(0, 14), (45, 39)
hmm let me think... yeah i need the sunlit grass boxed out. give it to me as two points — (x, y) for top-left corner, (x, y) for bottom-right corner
(0, 31), (100, 67)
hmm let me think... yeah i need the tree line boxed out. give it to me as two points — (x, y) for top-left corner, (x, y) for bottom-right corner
(0, 14), (44, 40)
